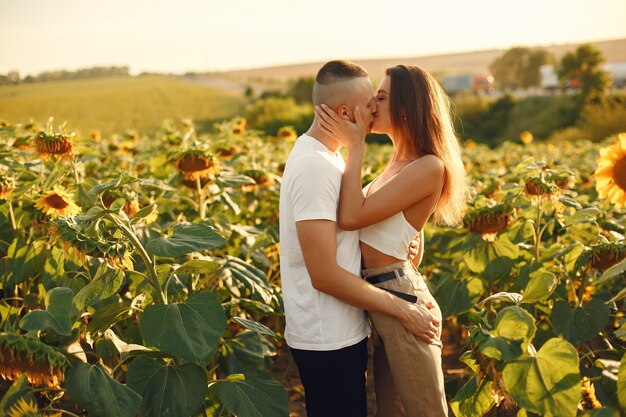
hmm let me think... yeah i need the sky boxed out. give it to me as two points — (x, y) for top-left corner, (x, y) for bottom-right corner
(1, 0), (626, 76)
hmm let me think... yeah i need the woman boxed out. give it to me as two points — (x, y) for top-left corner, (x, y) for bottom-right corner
(315, 65), (467, 417)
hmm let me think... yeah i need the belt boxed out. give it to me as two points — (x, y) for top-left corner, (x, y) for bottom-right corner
(364, 269), (418, 303)
(364, 268), (407, 284)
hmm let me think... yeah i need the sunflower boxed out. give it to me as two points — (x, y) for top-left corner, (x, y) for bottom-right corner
(241, 169), (275, 193)
(463, 140), (477, 149)
(581, 377), (602, 410)
(34, 186), (81, 219)
(34, 131), (74, 159)
(175, 150), (221, 180)
(264, 242), (280, 261)
(520, 131), (533, 144)
(214, 145), (239, 161)
(465, 205), (512, 235)
(89, 130), (101, 141)
(0, 333), (68, 388)
(589, 242), (626, 270)
(7, 399), (40, 417)
(7, 398), (41, 417)
(0, 174), (15, 199)
(524, 177), (558, 201)
(547, 172), (576, 190)
(277, 126), (298, 142)
(181, 175), (211, 189)
(232, 117), (246, 135)
(594, 133), (626, 208)
(102, 192), (140, 216)
(53, 216), (135, 269)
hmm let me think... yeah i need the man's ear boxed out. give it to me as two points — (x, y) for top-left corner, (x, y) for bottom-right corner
(336, 105), (351, 121)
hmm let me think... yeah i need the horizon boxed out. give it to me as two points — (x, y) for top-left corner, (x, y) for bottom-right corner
(2, 0), (626, 76)
(7, 36), (626, 77)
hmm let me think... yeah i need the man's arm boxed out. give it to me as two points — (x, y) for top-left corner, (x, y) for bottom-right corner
(296, 219), (439, 343)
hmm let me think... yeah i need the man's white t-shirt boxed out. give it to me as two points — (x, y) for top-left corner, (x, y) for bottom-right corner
(279, 134), (370, 351)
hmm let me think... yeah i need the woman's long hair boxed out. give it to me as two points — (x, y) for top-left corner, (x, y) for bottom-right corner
(387, 65), (467, 226)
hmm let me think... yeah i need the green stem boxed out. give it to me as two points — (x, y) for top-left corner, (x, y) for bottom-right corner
(196, 176), (206, 220)
(568, 277), (580, 306)
(110, 355), (133, 378)
(534, 198), (544, 261)
(106, 213), (167, 304)
(8, 199), (16, 231)
(577, 266), (590, 308)
(42, 408), (81, 417)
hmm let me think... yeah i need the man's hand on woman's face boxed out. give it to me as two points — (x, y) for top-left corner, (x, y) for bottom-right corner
(315, 104), (367, 150)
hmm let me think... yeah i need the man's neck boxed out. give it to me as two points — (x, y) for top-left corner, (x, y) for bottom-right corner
(305, 124), (342, 154)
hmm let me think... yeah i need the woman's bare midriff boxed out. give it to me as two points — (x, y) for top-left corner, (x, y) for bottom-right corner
(360, 242), (413, 269)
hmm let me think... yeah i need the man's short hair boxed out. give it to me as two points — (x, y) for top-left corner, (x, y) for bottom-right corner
(315, 60), (368, 85)
(312, 60), (368, 106)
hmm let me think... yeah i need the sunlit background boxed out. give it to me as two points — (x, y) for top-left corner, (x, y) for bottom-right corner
(2, 0), (626, 75)
(2, 2), (626, 417)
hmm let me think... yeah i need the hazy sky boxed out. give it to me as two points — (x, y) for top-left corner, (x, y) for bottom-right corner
(2, 0), (626, 76)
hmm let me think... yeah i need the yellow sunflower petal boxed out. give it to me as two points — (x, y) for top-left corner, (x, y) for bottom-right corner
(619, 133), (626, 151)
(606, 185), (621, 200)
(594, 165), (614, 177)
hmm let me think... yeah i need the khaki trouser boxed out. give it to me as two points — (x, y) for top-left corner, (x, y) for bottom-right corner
(362, 261), (448, 417)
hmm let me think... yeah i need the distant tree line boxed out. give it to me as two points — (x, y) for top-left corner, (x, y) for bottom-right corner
(458, 44), (622, 146)
(489, 44), (611, 98)
(0, 66), (130, 85)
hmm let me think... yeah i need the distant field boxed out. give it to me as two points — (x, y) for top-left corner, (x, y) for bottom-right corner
(203, 37), (626, 85)
(0, 76), (246, 135)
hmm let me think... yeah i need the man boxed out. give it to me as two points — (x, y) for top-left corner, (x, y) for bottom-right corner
(279, 60), (439, 417)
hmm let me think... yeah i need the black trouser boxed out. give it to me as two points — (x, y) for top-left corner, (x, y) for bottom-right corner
(290, 337), (368, 417)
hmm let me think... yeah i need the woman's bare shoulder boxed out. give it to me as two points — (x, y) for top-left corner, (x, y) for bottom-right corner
(405, 154), (444, 177)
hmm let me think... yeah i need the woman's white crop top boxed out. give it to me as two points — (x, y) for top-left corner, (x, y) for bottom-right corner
(358, 177), (419, 260)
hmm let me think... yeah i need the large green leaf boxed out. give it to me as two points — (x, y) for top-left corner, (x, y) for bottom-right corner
(64, 362), (141, 417)
(42, 246), (66, 287)
(20, 287), (76, 336)
(175, 259), (222, 275)
(492, 306), (536, 350)
(219, 331), (275, 374)
(479, 336), (524, 361)
(146, 223), (228, 257)
(74, 263), (124, 310)
(493, 234), (520, 259)
(127, 356), (207, 417)
(596, 257), (626, 286)
(87, 302), (133, 335)
(479, 292), (523, 305)
(450, 377), (495, 417)
(223, 257), (273, 303)
(586, 408), (620, 417)
(463, 235), (489, 273)
(521, 271), (557, 304)
(618, 352), (626, 413)
(217, 171), (255, 188)
(0, 374), (36, 414)
(140, 291), (226, 365)
(218, 370), (289, 417)
(563, 207), (599, 227)
(616, 322), (626, 342)
(89, 175), (138, 195)
(434, 276), (471, 317)
(551, 298), (610, 345)
(503, 338), (581, 417)
(0, 239), (47, 287)
(233, 317), (276, 337)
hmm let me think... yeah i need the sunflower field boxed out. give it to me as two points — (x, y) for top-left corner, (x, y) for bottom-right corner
(0, 116), (625, 417)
